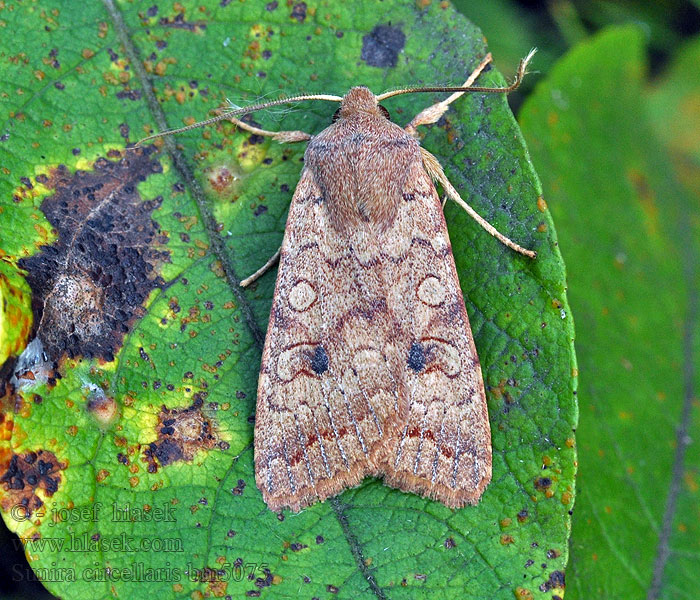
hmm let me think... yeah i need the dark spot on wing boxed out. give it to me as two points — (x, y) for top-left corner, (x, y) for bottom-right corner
(311, 345), (329, 375)
(407, 342), (425, 372)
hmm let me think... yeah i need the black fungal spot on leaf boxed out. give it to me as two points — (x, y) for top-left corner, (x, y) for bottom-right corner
(0, 450), (64, 516)
(231, 478), (246, 496)
(144, 395), (220, 471)
(290, 2), (307, 22)
(361, 24), (406, 68)
(539, 570), (565, 592)
(290, 542), (308, 552)
(159, 13), (207, 32)
(534, 476), (552, 491)
(18, 148), (169, 363)
(254, 568), (273, 588)
(116, 89), (142, 101)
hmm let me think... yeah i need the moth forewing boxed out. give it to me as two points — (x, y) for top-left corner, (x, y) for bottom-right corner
(254, 87), (493, 512)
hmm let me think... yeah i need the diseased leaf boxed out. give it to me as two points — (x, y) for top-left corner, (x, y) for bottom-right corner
(0, 261), (33, 367)
(0, 1), (576, 598)
(520, 26), (700, 599)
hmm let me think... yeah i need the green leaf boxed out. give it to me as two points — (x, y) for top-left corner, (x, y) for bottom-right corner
(0, 1), (575, 598)
(0, 260), (33, 366)
(519, 25), (700, 599)
(647, 36), (700, 166)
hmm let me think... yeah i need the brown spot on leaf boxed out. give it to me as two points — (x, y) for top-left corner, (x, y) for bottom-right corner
(86, 386), (119, 427)
(205, 162), (243, 202)
(626, 168), (658, 235)
(514, 588), (534, 600)
(19, 148), (168, 362)
(144, 395), (219, 471)
(204, 565), (229, 597)
(0, 449), (64, 517)
(208, 165), (235, 192)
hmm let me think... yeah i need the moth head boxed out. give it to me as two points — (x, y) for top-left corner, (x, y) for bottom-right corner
(337, 87), (390, 120)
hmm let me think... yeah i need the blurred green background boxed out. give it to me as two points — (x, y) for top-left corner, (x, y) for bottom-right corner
(1, 0), (698, 598)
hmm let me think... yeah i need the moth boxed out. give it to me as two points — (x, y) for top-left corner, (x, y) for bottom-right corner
(138, 51), (536, 512)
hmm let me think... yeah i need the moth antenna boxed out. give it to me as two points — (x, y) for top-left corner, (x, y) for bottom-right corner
(133, 93), (343, 147)
(376, 48), (536, 102)
(420, 147), (537, 259)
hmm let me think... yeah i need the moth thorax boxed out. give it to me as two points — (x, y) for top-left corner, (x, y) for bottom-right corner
(339, 86), (380, 117)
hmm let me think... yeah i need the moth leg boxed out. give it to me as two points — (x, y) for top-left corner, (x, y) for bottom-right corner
(420, 147), (537, 259)
(216, 111), (312, 143)
(240, 247), (281, 287)
(404, 53), (493, 136)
